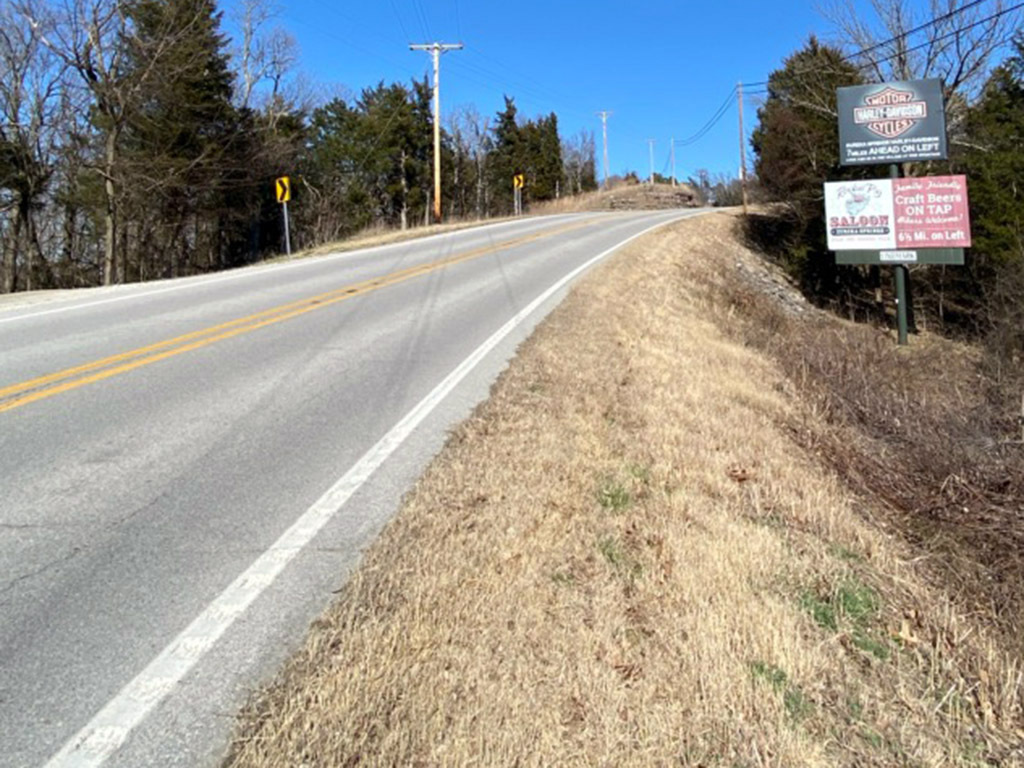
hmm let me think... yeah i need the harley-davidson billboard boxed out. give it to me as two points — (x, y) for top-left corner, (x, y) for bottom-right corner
(837, 78), (947, 165)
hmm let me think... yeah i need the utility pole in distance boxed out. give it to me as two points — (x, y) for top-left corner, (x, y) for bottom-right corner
(410, 41), (463, 223)
(670, 138), (676, 186)
(597, 110), (612, 188)
(737, 81), (749, 215)
(647, 139), (656, 185)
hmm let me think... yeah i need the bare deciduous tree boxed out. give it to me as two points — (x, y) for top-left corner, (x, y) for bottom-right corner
(562, 129), (596, 196)
(823, 0), (1022, 98)
(0, 3), (66, 291)
(20, 0), (220, 284)
(233, 0), (273, 110)
(447, 105), (490, 219)
(19, 0), (137, 284)
(231, 0), (300, 124)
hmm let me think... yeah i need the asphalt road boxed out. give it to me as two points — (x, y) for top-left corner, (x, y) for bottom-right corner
(0, 209), (701, 767)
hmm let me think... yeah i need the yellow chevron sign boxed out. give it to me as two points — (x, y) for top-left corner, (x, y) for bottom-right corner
(513, 174), (525, 189)
(275, 176), (291, 204)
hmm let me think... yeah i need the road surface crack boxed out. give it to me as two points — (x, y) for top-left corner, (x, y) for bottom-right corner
(0, 545), (82, 598)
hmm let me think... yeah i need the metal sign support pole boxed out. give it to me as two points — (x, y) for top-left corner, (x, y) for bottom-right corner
(895, 260), (909, 346)
(890, 163), (907, 346)
(283, 201), (292, 257)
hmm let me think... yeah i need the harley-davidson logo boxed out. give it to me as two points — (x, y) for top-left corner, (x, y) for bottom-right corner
(853, 87), (927, 139)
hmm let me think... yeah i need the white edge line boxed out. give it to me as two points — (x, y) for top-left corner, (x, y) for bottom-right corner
(42, 211), (696, 768)
(0, 213), (593, 326)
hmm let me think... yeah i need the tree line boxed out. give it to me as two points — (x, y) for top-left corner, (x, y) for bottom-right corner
(0, 0), (597, 293)
(748, 0), (1024, 361)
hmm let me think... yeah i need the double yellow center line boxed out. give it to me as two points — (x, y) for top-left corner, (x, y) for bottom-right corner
(0, 220), (593, 415)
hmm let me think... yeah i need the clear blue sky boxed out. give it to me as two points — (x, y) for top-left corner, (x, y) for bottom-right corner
(221, 1), (882, 182)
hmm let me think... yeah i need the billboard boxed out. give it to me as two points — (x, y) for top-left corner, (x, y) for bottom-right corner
(838, 79), (947, 165)
(825, 175), (971, 252)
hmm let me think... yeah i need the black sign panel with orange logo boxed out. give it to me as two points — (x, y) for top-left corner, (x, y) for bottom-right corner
(837, 78), (947, 166)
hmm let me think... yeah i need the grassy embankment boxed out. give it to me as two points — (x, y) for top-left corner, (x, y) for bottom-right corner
(227, 211), (1022, 766)
(291, 183), (697, 260)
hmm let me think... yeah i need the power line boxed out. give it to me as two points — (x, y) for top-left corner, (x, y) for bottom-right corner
(663, 84), (766, 162)
(869, 0), (1024, 68)
(675, 87), (736, 146)
(389, 0), (411, 42)
(746, 0), (1012, 86)
(445, 55), (597, 126)
(632, 0), (1005, 173)
(282, 12), (412, 73)
(855, 0), (992, 60)
(412, 0), (432, 41)
(456, 46), (589, 118)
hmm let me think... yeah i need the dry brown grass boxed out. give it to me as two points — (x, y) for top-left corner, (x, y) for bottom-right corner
(716, 220), (1024, 656)
(272, 216), (520, 264)
(226, 212), (1023, 767)
(531, 183), (699, 216)
(273, 185), (698, 265)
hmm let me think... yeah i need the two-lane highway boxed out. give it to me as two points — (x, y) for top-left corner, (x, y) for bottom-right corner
(0, 210), (701, 767)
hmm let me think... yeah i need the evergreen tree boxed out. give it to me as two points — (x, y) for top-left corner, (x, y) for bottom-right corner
(488, 96), (521, 214)
(522, 113), (563, 201)
(304, 98), (367, 238)
(956, 35), (1024, 345)
(356, 79), (432, 228)
(751, 37), (865, 304)
(123, 0), (240, 277)
(962, 45), (1024, 270)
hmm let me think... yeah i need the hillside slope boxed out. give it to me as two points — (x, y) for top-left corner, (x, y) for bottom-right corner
(226, 212), (1022, 767)
(534, 181), (700, 213)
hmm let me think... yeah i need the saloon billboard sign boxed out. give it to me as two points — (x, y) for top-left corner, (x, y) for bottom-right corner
(825, 175), (970, 264)
(838, 78), (947, 165)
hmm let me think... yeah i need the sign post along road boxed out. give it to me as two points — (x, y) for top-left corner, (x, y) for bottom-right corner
(838, 78), (947, 165)
(513, 174), (524, 216)
(275, 176), (292, 256)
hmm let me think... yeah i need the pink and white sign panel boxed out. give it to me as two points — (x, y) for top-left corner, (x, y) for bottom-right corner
(825, 175), (971, 251)
(892, 175), (971, 248)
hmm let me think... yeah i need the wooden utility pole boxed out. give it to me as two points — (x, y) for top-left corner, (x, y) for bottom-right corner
(410, 42), (463, 223)
(670, 138), (676, 186)
(737, 81), (749, 215)
(597, 110), (612, 188)
(647, 139), (656, 185)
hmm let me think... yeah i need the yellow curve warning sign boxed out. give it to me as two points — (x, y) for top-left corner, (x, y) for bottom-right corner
(275, 176), (291, 203)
